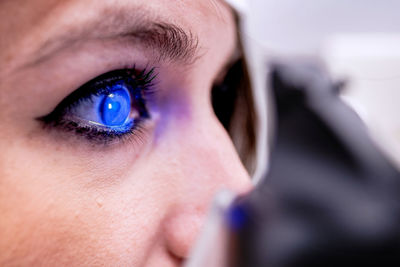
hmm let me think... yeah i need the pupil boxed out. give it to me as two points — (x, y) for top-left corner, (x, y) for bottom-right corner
(107, 101), (120, 113)
(100, 86), (131, 127)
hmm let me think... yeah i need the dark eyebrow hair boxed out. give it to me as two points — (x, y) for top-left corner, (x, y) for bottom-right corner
(28, 9), (200, 67)
(129, 22), (199, 63)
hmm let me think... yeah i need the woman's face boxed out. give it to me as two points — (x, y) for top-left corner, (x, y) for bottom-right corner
(0, 0), (251, 266)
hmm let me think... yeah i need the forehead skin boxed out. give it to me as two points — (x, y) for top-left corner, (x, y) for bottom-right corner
(0, 0), (233, 73)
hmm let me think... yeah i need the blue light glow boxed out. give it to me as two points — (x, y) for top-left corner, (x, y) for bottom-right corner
(227, 203), (249, 231)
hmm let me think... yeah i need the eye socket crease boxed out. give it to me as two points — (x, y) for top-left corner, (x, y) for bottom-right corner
(25, 7), (200, 68)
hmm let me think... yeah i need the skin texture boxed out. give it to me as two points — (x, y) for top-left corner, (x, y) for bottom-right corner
(0, 0), (251, 266)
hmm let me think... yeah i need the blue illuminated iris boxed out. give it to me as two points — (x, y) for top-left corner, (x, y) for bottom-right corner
(100, 85), (131, 127)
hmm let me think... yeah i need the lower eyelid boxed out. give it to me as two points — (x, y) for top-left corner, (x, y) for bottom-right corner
(41, 116), (143, 146)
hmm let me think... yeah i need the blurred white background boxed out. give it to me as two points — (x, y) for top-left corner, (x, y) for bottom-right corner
(244, 0), (400, 167)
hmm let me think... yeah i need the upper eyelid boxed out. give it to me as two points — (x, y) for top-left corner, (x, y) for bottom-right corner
(37, 68), (156, 119)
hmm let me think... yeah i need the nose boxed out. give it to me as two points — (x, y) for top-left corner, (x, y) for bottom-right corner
(163, 113), (252, 260)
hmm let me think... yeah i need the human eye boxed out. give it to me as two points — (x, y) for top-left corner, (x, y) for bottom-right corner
(38, 67), (157, 145)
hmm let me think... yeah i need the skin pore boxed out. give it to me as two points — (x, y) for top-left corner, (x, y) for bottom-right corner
(0, 0), (251, 266)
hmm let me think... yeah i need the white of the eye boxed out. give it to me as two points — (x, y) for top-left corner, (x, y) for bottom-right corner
(67, 94), (105, 124)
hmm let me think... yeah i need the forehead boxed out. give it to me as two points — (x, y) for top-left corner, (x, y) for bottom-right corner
(0, 0), (225, 24)
(0, 0), (233, 69)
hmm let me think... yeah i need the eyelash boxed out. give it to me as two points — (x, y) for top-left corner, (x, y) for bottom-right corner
(38, 67), (158, 145)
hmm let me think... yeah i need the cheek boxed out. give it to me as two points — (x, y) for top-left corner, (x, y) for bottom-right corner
(0, 175), (167, 265)
(0, 140), (171, 266)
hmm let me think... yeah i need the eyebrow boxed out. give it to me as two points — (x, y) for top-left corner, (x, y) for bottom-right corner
(127, 22), (200, 63)
(29, 8), (200, 66)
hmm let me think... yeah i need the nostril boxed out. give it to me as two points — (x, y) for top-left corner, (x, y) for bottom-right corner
(164, 207), (205, 259)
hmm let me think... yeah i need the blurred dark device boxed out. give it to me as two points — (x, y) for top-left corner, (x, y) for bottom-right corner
(228, 62), (400, 267)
